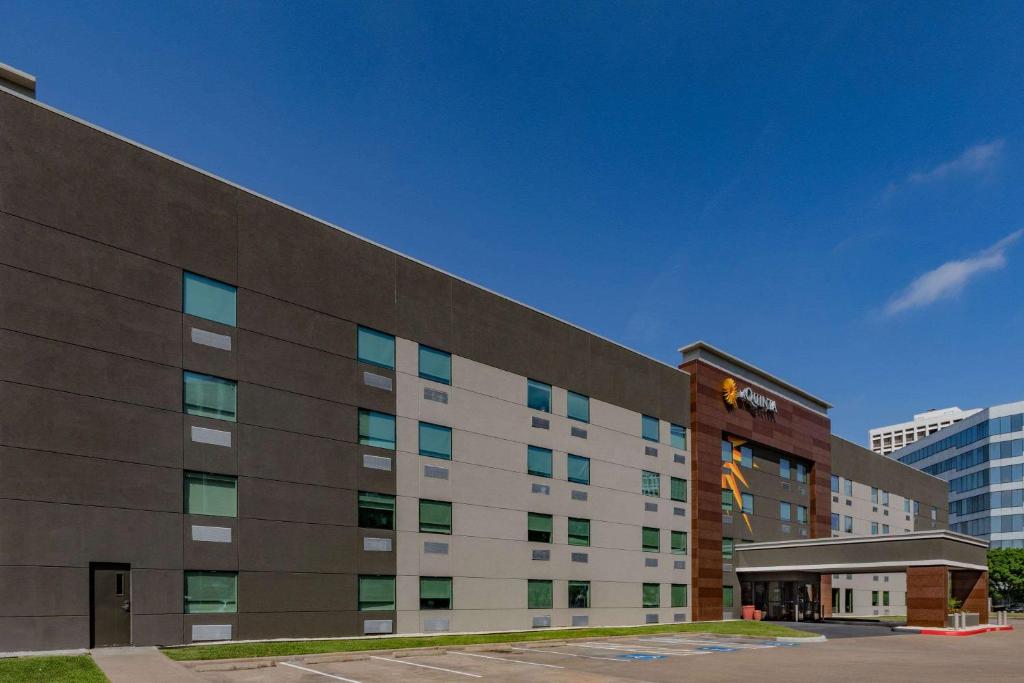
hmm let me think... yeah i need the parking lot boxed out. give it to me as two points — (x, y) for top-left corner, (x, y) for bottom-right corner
(193, 626), (1021, 683)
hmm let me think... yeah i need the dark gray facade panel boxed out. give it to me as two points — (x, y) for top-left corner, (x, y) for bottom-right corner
(0, 382), (183, 468)
(0, 499), (182, 569)
(239, 572), (358, 613)
(236, 424), (356, 489)
(0, 211), (181, 310)
(0, 264), (183, 366)
(238, 611), (371, 641)
(0, 446), (180, 512)
(395, 256), (454, 352)
(131, 570), (184, 616)
(0, 94), (238, 283)
(236, 518), (359, 573)
(183, 417), (238, 476)
(183, 515), (239, 570)
(237, 329), (359, 405)
(183, 314), (238, 380)
(236, 382), (357, 443)
(239, 477), (357, 527)
(0, 566), (88, 617)
(133, 613), (184, 647)
(236, 193), (397, 333)
(0, 329), (180, 412)
(237, 288), (356, 358)
(0, 616), (89, 651)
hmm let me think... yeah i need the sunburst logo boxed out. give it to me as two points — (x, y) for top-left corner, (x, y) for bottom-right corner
(722, 378), (738, 408)
(722, 435), (754, 533)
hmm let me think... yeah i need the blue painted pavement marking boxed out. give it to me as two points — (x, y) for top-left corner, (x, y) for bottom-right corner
(616, 653), (668, 661)
(697, 645), (738, 652)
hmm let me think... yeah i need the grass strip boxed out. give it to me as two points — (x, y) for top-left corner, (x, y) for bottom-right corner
(164, 620), (812, 661)
(0, 655), (109, 683)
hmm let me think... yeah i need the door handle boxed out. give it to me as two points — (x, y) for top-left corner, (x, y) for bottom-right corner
(122, 600), (131, 613)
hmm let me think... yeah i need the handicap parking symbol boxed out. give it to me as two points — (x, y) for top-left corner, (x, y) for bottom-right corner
(697, 645), (738, 652)
(616, 653), (667, 661)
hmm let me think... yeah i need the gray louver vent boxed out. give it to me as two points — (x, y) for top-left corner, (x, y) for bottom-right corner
(363, 454), (392, 471)
(645, 502), (658, 512)
(532, 483), (550, 495)
(423, 619), (449, 632)
(532, 616), (551, 628)
(424, 542), (449, 554)
(571, 426), (588, 439)
(571, 552), (588, 563)
(191, 327), (232, 350)
(571, 615), (589, 626)
(532, 549), (550, 561)
(673, 454), (686, 464)
(674, 560), (686, 570)
(646, 614), (659, 624)
(674, 613), (687, 622)
(645, 558), (658, 567)
(645, 446), (658, 457)
(531, 416), (550, 429)
(673, 507), (685, 516)
(571, 490), (588, 501)
(424, 465), (449, 479)
(363, 372), (393, 391)
(424, 387), (449, 404)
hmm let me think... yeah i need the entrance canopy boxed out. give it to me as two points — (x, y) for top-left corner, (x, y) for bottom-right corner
(735, 530), (989, 628)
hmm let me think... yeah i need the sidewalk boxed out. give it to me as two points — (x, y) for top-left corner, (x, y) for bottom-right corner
(92, 646), (206, 682)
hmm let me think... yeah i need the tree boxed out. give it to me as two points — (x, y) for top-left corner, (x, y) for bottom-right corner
(988, 548), (1024, 605)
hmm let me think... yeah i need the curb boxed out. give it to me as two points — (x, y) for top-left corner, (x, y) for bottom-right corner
(776, 635), (826, 643)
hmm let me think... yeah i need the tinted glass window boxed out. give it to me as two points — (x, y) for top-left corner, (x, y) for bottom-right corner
(357, 327), (395, 369)
(418, 346), (451, 384)
(183, 272), (236, 326)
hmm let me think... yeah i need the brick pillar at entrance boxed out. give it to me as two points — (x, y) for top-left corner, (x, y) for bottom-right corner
(952, 570), (989, 625)
(820, 574), (833, 618)
(906, 566), (948, 628)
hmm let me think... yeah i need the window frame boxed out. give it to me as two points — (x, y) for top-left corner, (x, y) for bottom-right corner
(183, 272), (237, 327)
(358, 491), (396, 530)
(527, 512), (553, 543)
(642, 526), (660, 553)
(671, 530), (687, 555)
(358, 409), (397, 449)
(568, 517), (591, 547)
(642, 583), (660, 608)
(359, 575), (396, 611)
(670, 423), (687, 450)
(184, 471), (238, 518)
(183, 371), (237, 423)
(670, 477), (688, 502)
(567, 454), (591, 485)
(419, 576), (453, 610)
(641, 415), (660, 442)
(527, 379), (552, 413)
(567, 391), (590, 423)
(528, 579), (553, 609)
(419, 499), (453, 535)
(671, 583), (688, 608)
(184, 570), (238, 614)
(641, 470), (661, 497)
(527, 445), (553, 478)
(418, 345), (452, 385)
(568, 580), (591, 608)
(356, 326), (396, 370)
(418, 421), (453, 460)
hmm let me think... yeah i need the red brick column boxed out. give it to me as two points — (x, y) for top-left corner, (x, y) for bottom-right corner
(907, 566), (948, 628)
(820, 574), (833, 618)
(952, 570), (989, 625)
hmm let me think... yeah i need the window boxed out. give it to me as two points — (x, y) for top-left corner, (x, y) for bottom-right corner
(832, 588), (840, 613)
(741, 493), (754, 515)
(527, 379), (551, 412)
(184, 571), (237, 613)
(930, 507), (937, 521)
(357, 327), (395, 369)
(845, 479), (853, 496)
(883, 591), (890, 607)
(420, 577), (452, 610)
(871, 487), (879, 504)
(358, 409), (396, 449)
(568, 580), (590, 608)
(671, 584), (688, 608)
(831, 474), (840, 493)
(528, 513), (553, 543)
(882, 490), (890, 507)
(831, 513), (839, 531)
(871, 521), (879, 535)
(904, 499), (911, 513)
(642, 415), (659, 442)
(722, 586), (734, 608)
(779, 502), (792, 522)
(722, 441), (733, 462)
(643, 583), (660, 608)
(642, 527), (660, 552)
(844, 516), (853, 533)
(358, 492), (396, 529)
(641, 470), (660, 497)
(419, 499), (452, 535)
(527, 446), (553, 478)
(871, 591), (879, 607)
(184, 472), (237, 517)
(418, 346), (451, 385)
(796, 463), (807, 483)
(779, 458), (791, 479)
(359, 575), (396, 611)
(845, 588), (853, 613)
(183, 371), (236, 422)
(882, 524), (890, 534)
(528, 579), (552, 609)
(567, 454), (590, 485)
(721, 489), (734, 513)
(567, 391), (590, 423)
(722, 537), (734, 561)
(670, 477), (687, 502)
(796, 505), (808, 524)
(671, 530), (687, 555)
(568, 518), (590, 546)
(183, 272), (236, 326)
(670, 424), (687, 449)
(419, 422), (452, 460)
(739, 445), (752, 469)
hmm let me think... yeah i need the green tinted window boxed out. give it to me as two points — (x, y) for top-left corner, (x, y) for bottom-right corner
(671, 530), (687, 555)
(358, 409), (396, 449)
(419, 422), (452, 460)
(183, 371), (236, 422)
(567, 391), (590, 423)
(418, 345), (451, 384)
(642, 583), (660, 608)
(642, 527), (660, 552)
(670, 477), (687, 502)
(528, 579), (553, 609)
(357, 327), (395, 369)
(527, 513), (553, 543)
(568, 517), (590, 546)
(567, 454), (590, 485)
(722, 489), (734, 512)
(568, 580), (590, 608)
(642, 415), (660, 441)
(527, 446), (552, 478)
(723, 586), (734, 608)
(722, 537), (734, 561)
(641, 470), (660, 497)
(359, 575), (395, 611)
(419, 499), (452, 535)
(420, 577), (452, 610)
(183, 272), (236, 327)
(670, 424), (686, 449)
(527, 379), (551, 412)
(671, 584), (688, 608)
(358, 491), (395, 530)
(184, 571), (237, 613)
(184, 472), (237, 517)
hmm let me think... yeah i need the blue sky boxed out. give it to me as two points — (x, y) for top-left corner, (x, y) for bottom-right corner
(4, 1), (1024, 443)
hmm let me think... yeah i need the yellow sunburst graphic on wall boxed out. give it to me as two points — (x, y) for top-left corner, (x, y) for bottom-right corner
(722, 435), (754, 533)
(722, 378), (738, 408)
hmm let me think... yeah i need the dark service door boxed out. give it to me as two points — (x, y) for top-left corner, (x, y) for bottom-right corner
(91, 564), (131, 647)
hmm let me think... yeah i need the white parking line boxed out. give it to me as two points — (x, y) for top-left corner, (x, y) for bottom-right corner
(279, 661), (363, 682)
(369, 655), (483, 678)
(569, 642), (711, 657)
(450, 651), (564, 668)
(636, 637), (773, 649)
(506, 645), (622, 661)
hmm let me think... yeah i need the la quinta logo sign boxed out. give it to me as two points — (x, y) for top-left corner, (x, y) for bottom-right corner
(722, 378), (777, 414)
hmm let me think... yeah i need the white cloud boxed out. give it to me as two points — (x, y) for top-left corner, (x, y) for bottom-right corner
(886, 139), (1005, 195)
(884, 229), (1022, 316)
